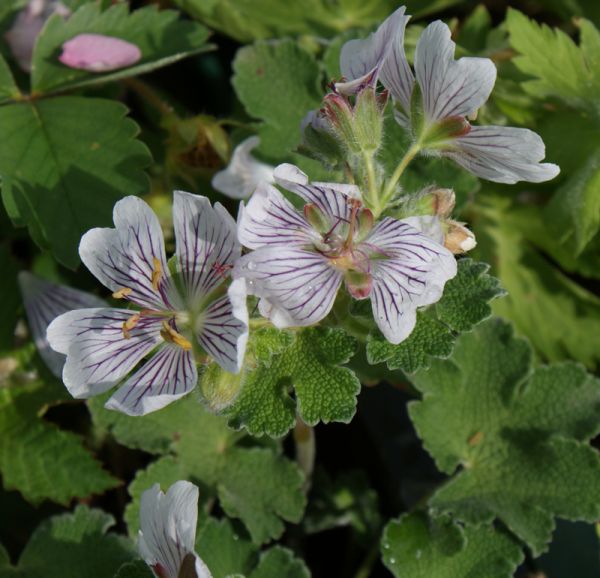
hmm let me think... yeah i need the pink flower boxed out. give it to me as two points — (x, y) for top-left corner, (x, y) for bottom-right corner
(59, 33), (141, 72)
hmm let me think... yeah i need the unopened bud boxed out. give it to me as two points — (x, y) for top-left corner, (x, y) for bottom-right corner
(432, 188), (455, 218)
(444, 221), (476, 254)
(345, 270), (373, 300)
(199, 362), (243, 412)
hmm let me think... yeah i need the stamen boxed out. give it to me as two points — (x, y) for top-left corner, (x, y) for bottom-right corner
(151, 257), (162, 291)
(112, 287), (132, 299)
(160, 321), (192, 351)
(344, 198), (362, 248)
(122, 313), (140, 339)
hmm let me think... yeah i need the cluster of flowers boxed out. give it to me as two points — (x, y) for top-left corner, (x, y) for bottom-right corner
(18, 6), (558, 424)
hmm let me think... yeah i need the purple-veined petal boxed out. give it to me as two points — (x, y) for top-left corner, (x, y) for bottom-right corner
(211, 136), (275, 199)
(414, 21), (496, 123)
(139, 481), (210, 578)
(59, 33), (141, 72)
(237, 182), (316, 250)
(362, 217), (457, 344)
(197, 278), (248, 374)
(336, 6), (409, 95)
(273, 163), (359, 223)
(235, 247), (343, 328)
(105, 343), (197, 416)
(18, 272), (106, 377)
(379, 8), (414, 116)
(402, 215), (445, 245)
(5, 0), (70, 72)
(173, 191), (240, 303)
(446, 125), (561, 184)
(80, 196), (177, 311)
(47, 308), (162, 399)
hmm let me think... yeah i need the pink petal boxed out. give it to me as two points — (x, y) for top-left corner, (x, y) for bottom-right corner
(59, 33), (141, 72)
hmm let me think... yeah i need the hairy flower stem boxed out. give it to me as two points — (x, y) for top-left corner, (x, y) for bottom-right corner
(376, 143), (421, 216)
(361, 150), (378, 209)
(294, 418), (316, 493)
(124, 77), (174, 118)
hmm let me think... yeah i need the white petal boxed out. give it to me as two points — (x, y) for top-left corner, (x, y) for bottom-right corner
(235, 247), (343, 327)
(414, 21), (496, 122)
(139, 481), (200, 578)
(211, 136), (275, 199)
(173, 191), (240, 303)
(447, 125), (561, 184)
(80, 196), (176, 311)
(363, 218), (457, 344)
(47, 308), (162, 399)
(337, 6), (409, 95)
(237, 182), (316, 250)
(18, 272), (106, 377)
(105, 344), (197, 416)
(197, 278), (248, 374)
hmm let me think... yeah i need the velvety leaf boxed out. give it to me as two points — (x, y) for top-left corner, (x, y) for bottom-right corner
(409, 318), (600, 555)
(381, 512), (523, 578)
(32, 3), (211, 94)
(0, 97), (151, 268)
(226, 327), (360, 437)
(366, 259), (503, 373)
(0, 506), (134, 578)
(232, 39), (322, 158)
(0, 380), (118, 505)
(91, 395), (305, 544)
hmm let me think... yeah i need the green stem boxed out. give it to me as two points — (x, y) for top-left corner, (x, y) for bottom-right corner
(376, 143), (421, 216)
(362, 151), (378, 209)
(294, 418), (316, 492)
(353, 540), (381, 578)
(124, 77), (174, 118)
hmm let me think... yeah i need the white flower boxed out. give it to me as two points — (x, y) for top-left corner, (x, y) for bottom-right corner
(234, 164), (456, 344)
(47, 192), (248, 416)
(139, 481), (212, 578)
(211, 136), (275, 199)
(18, 272), (106, 377)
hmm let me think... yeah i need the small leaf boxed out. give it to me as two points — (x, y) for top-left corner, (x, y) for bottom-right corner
(0, 97), (151, 268)
(0, 380), (118, 505)
(381, 512), (523, 578)
(0, 53), (20, 103)
(1, 506), (134, 578)
(248, 547), (310, 578)
(410, 318), (600, 555)
(32, 3), (211, 94)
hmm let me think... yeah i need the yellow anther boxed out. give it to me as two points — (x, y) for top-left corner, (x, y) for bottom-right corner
(160, 321), (192, 351)
(112, 287), (133, 299)
(122, 313), (140, 339)
(151, 257), (162, 291)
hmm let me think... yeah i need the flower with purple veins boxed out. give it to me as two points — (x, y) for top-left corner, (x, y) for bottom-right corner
(354, 13), (560, 184)
(139, 481), (212, 578)
(234, 164), (456, 344)
(47, 192), (248, 416)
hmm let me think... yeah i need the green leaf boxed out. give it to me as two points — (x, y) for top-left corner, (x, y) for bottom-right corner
(366, 259), (504, 373)
(248, 547), (310, 578)
(0, 53), (19, 103)
(0, 245), (19, 350)
(474, 195), (600, 368)
(232, 39), (322, 158)
(381, 512), (523, 578)
(90, 395), (306, 544)
(31, 3), (211, 94)
(0, 506), (134, 578)
(114, 561), (153, 578)
(506, 10), (600, 117)
(0, 380), (118, 505)
(226, 327), (360, 437)
(0, 96), (151, 268)
(409, 318), (600, 555)
(545, 149), (600, 254)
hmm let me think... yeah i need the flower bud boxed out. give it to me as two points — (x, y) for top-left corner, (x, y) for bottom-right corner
(444, 220), (476, 254)
(199, 362), (243, 412)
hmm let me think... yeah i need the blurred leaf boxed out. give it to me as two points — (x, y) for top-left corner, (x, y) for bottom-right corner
(226, 327), (360, 437)
(0, 53), (19, 103)
(410, 318), (600, 555)
(381, 512), (523, 578)
(232, 39), (322, 159)
(90, 396), (305, 544)
(456, 5), (492, 54)
(0, 506), (134, 578)
(0, 245), (19, 350)
(474, 195), (600, 368)
(248, 547), (310, 578)
(0, 380), (118, 505)
(0, 97), (151, 268)
(367, 259), (504, 373)
(506, 10), (600, 118)
(114, 561), (153, 578)
(32, 3), (211, 94)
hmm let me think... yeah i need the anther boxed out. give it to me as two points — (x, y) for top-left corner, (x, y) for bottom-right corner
(160, 321), (192, 351)
(122, 313), (140, 339)
(112, 287), (132, 299)
(151, 257), (162, 291)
